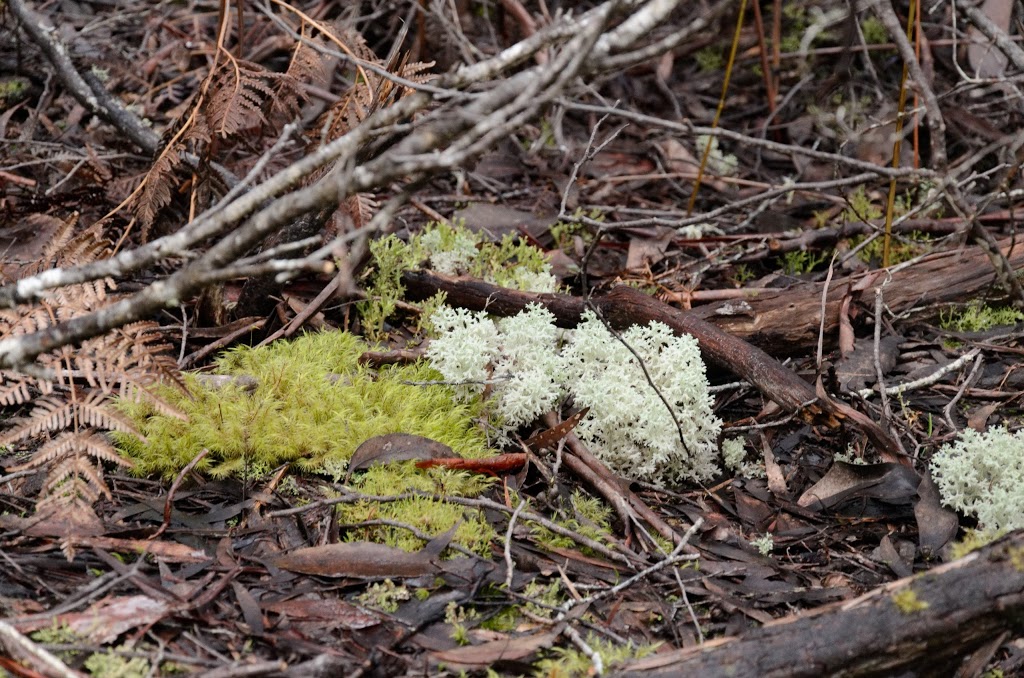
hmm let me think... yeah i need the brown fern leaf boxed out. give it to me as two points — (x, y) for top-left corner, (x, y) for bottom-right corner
(36, 212), (81, 270)
(74, 392), (143, 437)
(0, 393), (140, 446)
(136, 148), (187, 232)
(271, 33), (327, 123)
(7, 430), (130, 473)
(40, 455), (111, 502)
(0, 213), (77, 281)
(0, 378), (33, 406)
(0, 396), (72, 445)
(206, 60), (280, 138)
(347, 193), (378, 232)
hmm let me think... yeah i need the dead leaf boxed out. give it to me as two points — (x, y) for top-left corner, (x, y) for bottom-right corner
(967, 402), (1001, 432)
(872, 534), (913, 578)
(625, 229), (674, 271)
(263, 598), (381, 628)
(430, 628), (563, 668)
(914, 469), (960, 557)
(968, 0), (1013, 78)
(453, 203), (555, 241)
(524, 408), (589, 451)
(45, 595), (170, 644)
(348, 433), (457, 479)
(272, 525), (457, 578)
(835, 335), (903, 392)
(797, 462), (920, 511)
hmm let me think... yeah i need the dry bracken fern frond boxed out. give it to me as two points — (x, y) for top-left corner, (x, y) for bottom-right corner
(0, 224), (187, 526)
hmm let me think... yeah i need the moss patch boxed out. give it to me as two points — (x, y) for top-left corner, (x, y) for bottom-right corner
(115, 331), (500, 553)
(115, 330), (489, 479)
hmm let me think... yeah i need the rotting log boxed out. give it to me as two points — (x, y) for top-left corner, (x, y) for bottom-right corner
(615, 530), (1024, 677)
(690, 236), (1024, 356)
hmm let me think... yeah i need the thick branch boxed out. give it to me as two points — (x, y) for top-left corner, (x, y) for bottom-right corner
(619, 531), (1024, 677)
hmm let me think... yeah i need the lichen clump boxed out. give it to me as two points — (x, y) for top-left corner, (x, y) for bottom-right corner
(930, 426), (1024, 537)
(427, 305), (723, 485)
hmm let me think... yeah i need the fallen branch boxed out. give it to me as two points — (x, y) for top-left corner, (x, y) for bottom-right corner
(690, 236), (1024, 355)
(618, 531), (1024, 677)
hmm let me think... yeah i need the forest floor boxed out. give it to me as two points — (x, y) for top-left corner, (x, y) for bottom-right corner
(2, 0), (1024, 676)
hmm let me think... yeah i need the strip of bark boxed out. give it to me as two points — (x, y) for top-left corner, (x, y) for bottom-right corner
(691, 237), (1024, 355)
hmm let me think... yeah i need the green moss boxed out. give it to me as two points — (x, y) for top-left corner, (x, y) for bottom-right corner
(359, 220), (557, 340)
(695, 47), (723, 72)
(778, 5), (810, 54)
(940, 301), (1024, 333)
(860, 16), (888, 45)
(114, 330), (490, 479)
(531, 490), (614, 557)
(83, 648), (151, 678)
(532, 634), (659, 677)
(1009, 547), (1024, 572)
(31, 621), (80, 645)
(339, 462), (496, 554)
(892, 588), (929, 614)
(0, 77), (29, 107)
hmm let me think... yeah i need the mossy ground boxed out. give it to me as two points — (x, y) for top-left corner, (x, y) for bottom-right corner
(114, 330), (499, 552)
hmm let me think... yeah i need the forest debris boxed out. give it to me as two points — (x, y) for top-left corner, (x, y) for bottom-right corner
(272, 525), (460, 578)
(796, 462), (920, 511)
(619, 532), (1024, 677)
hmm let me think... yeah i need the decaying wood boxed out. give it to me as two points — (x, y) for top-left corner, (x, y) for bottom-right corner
(402, 270), (903, 459)
(691, 237), (1024, 355)
(617, 531), (1024, 677)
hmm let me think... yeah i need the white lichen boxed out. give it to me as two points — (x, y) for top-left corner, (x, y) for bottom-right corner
(930, 426), (1024, 536)
(426, 306), (723, 485)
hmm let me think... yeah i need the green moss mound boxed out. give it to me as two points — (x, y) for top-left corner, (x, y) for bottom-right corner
(115, 331), (491, 480)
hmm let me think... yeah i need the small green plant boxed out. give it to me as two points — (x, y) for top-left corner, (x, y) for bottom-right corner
(892, 588), (929, 614)
(358, 579), (411, 613)
(550, 209), (600, 250)
(695, 47), (723, 71)
(780, 249), (828, 275)
(531, 490), (615, 556)
(445, 601), (480, 645)
(850, 231), (929, 266)
(531, 634), (659, 678)
(860, 16), (889, 46)
(842, 185), (883, 223)
(730, 264), (755, 286)
(940, 301), (1024, 333)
